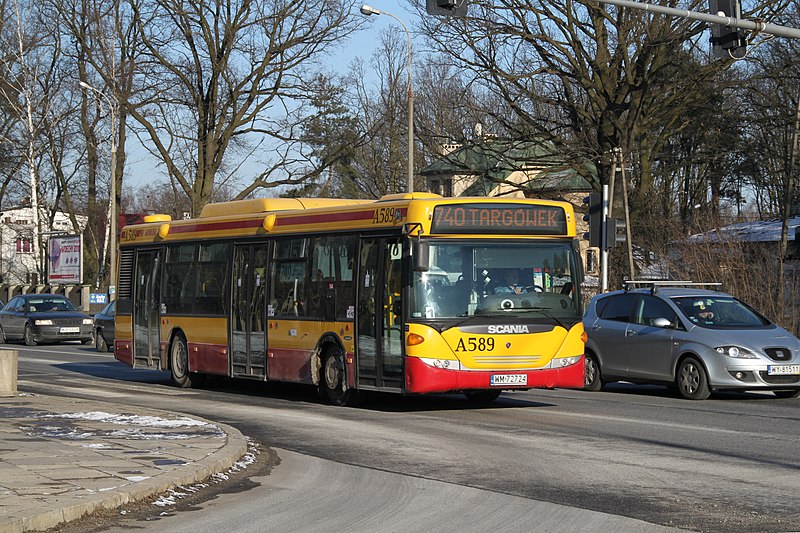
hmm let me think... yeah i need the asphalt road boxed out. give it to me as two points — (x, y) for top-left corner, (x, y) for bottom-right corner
(15, 343), (800, 532)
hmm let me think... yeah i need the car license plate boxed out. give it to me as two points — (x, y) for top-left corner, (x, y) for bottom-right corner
(59, 327), (80, 333)
(490, 374), (527, 386)
(767, 365), (800, 376)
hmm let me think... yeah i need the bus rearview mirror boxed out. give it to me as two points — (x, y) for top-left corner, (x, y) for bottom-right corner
(412, 241), (429, 272)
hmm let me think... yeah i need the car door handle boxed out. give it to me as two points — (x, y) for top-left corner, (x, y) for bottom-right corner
(591, 325), (601, 330)
(626, 329), (636, 336)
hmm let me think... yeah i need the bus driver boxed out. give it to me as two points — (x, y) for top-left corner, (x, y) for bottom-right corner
(494, 270), (529, 295)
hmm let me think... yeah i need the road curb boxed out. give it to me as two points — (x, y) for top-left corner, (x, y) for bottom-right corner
(2, 420), (248, 533)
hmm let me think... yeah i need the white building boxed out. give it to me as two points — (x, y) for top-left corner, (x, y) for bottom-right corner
(0, 206), (88, 285)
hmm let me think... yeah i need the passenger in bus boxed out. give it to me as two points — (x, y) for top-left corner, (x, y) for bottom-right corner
(494, 269), (529, 295)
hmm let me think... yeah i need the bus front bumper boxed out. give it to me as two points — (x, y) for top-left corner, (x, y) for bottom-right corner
(404, 355), (585, 394)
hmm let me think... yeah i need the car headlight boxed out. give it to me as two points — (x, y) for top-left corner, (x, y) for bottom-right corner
(715, 346), (758, 359)
(83, 318), (93, 325)
(34, 319), (53, 326)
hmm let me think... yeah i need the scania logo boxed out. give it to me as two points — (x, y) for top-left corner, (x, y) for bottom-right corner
(487, 325), (530, 334)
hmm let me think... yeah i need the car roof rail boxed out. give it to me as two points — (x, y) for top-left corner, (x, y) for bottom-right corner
(623, 280), (723, 294)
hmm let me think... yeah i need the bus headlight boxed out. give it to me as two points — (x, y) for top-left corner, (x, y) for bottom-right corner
(418, 357), (462, 370)
(554, 356), (581, 367)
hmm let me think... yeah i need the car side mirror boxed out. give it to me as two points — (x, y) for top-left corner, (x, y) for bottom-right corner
(652, 317), (672, 328)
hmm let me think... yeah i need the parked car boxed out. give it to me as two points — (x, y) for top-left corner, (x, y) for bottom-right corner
(93, 300), (115, 352)
(583, 284), (800, 399)
(0, 294), (94, 346)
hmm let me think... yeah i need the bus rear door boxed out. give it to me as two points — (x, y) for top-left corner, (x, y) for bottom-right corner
(132, 249), (162, 369)
(357, 236), (404, 390)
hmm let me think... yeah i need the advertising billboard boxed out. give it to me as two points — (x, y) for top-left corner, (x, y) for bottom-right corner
(47, 234), (82, 285)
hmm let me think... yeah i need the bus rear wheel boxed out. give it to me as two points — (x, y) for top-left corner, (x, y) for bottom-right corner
(170, 334), (194, 388)
(322, 346), (359, 406)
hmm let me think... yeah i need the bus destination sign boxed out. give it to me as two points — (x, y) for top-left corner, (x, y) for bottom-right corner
(431, 203), (567, 235)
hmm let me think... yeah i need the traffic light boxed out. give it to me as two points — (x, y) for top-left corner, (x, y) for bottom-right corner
(709, 0), (746, 58)
(425, 0), (467, 17)
(582, 192), (602, 248)
(604, 218), (627, 248)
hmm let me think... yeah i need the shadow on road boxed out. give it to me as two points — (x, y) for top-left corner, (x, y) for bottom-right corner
(53, 360), (558, 412)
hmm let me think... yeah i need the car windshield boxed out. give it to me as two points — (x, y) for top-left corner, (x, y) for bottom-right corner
(410, 241), (581, 320)
(671, 296), (772, 329)
(27, 297), (76, 313)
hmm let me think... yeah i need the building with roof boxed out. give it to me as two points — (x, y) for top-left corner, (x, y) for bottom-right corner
(420, 137), (595, 200)
(687, 216), (800, 258)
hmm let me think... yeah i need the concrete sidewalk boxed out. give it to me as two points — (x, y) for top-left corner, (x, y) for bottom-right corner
(0, 392), (248, 533)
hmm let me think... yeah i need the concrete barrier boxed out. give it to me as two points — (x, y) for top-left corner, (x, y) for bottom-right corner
(0, 349), (18, 397)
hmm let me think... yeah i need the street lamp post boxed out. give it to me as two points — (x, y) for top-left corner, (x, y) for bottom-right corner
(360, 5), (414, 194)
(79, 81), (118, 300)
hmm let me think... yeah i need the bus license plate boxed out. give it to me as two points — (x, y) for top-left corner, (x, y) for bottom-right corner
(59, 327), (79, 333)
(491, 374), (527, 386)
(767, 365), (800, 375)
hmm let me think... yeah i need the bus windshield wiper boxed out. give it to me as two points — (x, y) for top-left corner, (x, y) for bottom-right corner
(508, 307), (569, 329)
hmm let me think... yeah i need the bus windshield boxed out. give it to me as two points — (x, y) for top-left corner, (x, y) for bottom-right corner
(411, 241), (581, 320)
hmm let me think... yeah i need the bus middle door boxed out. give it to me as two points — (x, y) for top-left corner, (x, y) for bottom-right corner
(231, 244), (268, 379)
(357, 236), (404, 390)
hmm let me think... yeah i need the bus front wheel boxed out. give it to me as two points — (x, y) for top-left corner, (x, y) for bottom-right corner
(170, 334), (194, 388)
(464, 390), (502, 402)
(322, 346), (359, 407)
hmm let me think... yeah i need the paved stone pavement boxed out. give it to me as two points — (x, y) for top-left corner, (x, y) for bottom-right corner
(0, 392), (247, 532)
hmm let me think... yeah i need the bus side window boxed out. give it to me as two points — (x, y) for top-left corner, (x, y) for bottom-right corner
(309, 235), (357, 321)
(271, 238), (309, 318)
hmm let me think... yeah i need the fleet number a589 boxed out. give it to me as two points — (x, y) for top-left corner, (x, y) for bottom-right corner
(455, 337), (495, 352)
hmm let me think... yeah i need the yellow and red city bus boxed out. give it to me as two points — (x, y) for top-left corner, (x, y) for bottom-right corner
(113, 193), (586, 405)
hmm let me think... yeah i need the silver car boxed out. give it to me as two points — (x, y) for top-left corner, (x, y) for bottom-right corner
(583, 286), (800, 399)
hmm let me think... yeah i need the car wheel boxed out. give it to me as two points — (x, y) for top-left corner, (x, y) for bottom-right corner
(772, 389), (800, 399)
(96, 330), (108, 352)
(170, 334), (194, 388)
(464, 390), (502, 402)
(322, 345), (359, 406)
(676, 356), (710, 400)
(24, 324), (37, 346)
(0, 325), (6, 344)
(584, 353), (604, 392)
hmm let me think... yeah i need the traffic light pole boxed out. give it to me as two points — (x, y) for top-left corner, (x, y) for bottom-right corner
(601, 184), (609, 293)
(594, 0), (800, 39)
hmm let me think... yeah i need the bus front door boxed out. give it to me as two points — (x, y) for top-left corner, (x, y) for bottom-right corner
(231, 244), (268, 379)
(132, 249), (162, 369)
(357, 237), (404, 390)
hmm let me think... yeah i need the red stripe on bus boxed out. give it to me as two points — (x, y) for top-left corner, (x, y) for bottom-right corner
(170, 219), (264, 234)
(276, 210), (388, 227)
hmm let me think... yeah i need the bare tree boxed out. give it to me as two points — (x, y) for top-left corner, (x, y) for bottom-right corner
(0, 0), (82, 281)
(412, 0), (779, 206)
(121, 0), (363, 215)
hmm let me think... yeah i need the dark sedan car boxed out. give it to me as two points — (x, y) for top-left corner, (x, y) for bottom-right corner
(0, 294), (94, 346)
(93, 300), (115, 352)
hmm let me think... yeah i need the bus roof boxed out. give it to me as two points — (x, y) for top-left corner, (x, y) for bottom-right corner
(120, 194), (577, 245)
